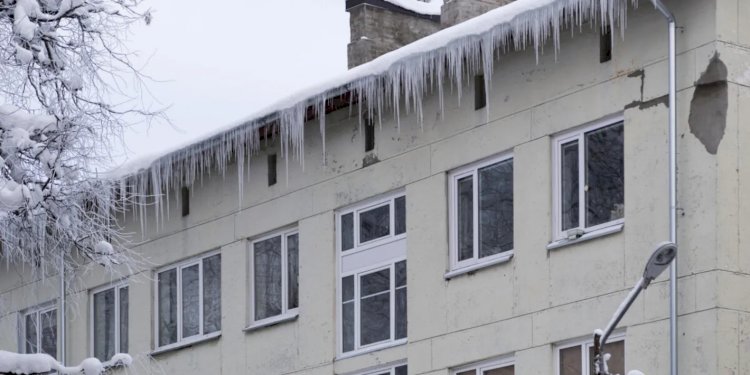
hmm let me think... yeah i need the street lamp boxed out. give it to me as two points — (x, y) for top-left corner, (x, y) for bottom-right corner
(593, 241), (677, 375)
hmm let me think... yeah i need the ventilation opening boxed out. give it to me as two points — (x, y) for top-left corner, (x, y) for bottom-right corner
(600, 26), (612, 63)
(268, 154), (278, 186)
(474, 74), (486, 110)
(365, 119), (375, 152)
(181, 187), (190, 217)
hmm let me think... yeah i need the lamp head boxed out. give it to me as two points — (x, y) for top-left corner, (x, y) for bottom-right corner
(642, 241), (677, 286)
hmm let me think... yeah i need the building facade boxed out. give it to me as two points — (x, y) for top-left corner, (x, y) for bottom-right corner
(2, 0), (750, 374)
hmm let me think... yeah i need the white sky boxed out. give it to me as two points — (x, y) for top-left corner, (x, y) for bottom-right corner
(119, 0), (349, 163)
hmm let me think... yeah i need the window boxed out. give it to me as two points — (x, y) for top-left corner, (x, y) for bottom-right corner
(600, 26), (612, 63)
(554, 118), (624, 241)
(358, 363), (408, 375)
(365, 119), (375, 152)
(21, 304), (57, 358)
(338, 192), (407, 356)
(449, 154), (513, 271)
(454, 357), (515, 375)
(155, 251), (221, 350)
(91, 282), (128, 361)
(475, 74), (487, 110)
(268, 154), (277, 186)
(249, 228), (299, 327)
(181, 187), (190, 217)
(557, 337), (624, 375)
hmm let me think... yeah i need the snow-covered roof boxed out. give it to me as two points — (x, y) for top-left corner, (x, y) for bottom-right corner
(113, 0), (633, 209)
(382, 0), (443, 16)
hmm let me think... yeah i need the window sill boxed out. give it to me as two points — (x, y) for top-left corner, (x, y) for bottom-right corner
(547, 223), (624, 251)
(150, 331), (221, 356)
(444, 252), (514, 280)
(337, 339), (407, 360)
(243, 312), (298, 333)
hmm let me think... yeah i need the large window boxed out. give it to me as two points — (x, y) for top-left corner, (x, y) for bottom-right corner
(554, 118), (624, 242)
(449, 153), (514, 272)
(338, 192), (407, 356)
(249, 228), (299, 327)
(21, 304), (57, 358)
(454, 357), (515, 375)
(557, 337), (624, 375)
(91, 282), (128, 361)
(155, 251), (221, 350)
(358, 363), (407, 375)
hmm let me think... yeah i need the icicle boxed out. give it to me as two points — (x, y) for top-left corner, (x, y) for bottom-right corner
(119, 0), (636, 221)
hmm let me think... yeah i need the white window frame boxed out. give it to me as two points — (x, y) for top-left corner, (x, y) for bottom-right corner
(339, 193), (406, 254)
(448, 152), (514, 274)
(89, 281), (128, 359)
(19, 302), (57, 357)
(453, 355), (515, 375)
(336, 191), (407, 358)
(552, 115), (625, 244)
(153, 250), (221, 352)
(555, 333), (625, 375)
(352, 361), (408, 375)
(247, 227), (299, 330)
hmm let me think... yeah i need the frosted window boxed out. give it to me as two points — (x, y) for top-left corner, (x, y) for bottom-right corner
(360, 205), (390, 243)
(251, 230), (299, 323)
(341, 213), (354, 251)
(360, 269), (390, 346)
(588, 341), (624, 375)
(157, 253), (221, 348)
(202, 255), (221, 334)
(395, 365), (408, 375)
(93, 289), (115, 360)
(287, 234), (299, 310)
(457, 176), (474, 261)
(484, 366), (514, 375)
(254, 236), (282, 320)
(24, 313), (37, 354)
(40, 310), (56, 357)
(561, 141), (579, 231)
(395, 260), (407, 340)
(478, 159), (513, 257)
(119, 287), (129, 353)
(394, 196), (406, 235)
(158, 269), (177, 346)
(342, 275), (355, 353)
(559, 345), (582, 375)
(585, 122), (624, 227)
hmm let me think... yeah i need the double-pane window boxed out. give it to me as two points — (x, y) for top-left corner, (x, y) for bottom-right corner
(91, 283), (128, 361)
(555, 120), (624, 239)
(22, 305), (57, 358)
(338, 192), (407, 356)
(455, 358), (515, 375)
(342, 260), (407, 352)
(251, 229), (299, 324)
(450, 154), (514, 270)
(341, 195), (405, 252)
(558, 338), (624, 375)
(156, 252), (221, 349)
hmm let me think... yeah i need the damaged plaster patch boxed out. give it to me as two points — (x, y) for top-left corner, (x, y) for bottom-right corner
(688, 52), (728, 155)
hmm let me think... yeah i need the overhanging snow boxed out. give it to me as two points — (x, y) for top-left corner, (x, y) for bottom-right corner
(381, 0), (444, 16)
(113, 0), (637, 222)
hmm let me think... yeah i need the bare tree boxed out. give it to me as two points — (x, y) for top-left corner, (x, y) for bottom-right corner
(0, 0), (157, 275)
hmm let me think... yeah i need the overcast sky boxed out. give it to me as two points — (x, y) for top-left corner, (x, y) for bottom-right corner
(119, 0), (349, 163)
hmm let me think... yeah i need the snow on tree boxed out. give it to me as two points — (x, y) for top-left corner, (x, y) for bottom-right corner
(0, 0), (156, 275)
(0, 350), (132, 375)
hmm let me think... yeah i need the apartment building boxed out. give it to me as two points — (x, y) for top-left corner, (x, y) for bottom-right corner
(1, 0), (749, 374)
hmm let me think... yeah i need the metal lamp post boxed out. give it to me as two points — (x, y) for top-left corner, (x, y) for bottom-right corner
(593, 241), (677, 375)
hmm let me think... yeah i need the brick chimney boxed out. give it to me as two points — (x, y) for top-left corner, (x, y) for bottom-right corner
(441, 0), (515, 28)
(345, 0), (441, 68)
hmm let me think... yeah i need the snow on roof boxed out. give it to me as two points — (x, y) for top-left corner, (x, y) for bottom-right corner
(382, 0), (443, 16)
(113, 0), (633, 213)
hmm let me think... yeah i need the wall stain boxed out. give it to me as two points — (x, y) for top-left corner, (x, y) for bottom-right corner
(689, 52), (728, 155)
(624, 68), (669, 110)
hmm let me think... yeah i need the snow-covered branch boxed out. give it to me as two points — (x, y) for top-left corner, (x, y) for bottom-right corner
(0, 351), (132, 375)
(0, 0), (160, 275)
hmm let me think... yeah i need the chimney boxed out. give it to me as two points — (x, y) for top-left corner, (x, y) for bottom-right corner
(440, 0), (515, 28)
(345, 0), (441, 69)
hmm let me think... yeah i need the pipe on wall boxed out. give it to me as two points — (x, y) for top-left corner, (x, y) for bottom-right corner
(648, 1), (677, 375)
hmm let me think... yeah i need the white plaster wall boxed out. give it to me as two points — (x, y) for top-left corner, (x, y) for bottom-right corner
(2, 0), (747, 374)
